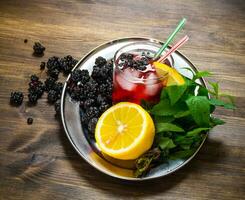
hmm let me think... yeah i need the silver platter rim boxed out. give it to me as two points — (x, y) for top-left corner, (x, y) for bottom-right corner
(60, 37), (208, 181)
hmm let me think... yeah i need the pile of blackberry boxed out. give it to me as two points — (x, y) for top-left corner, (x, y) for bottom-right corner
(10, 41), (78, 118)
(118, 53), (150, 71)
(67, 56), (113, 134)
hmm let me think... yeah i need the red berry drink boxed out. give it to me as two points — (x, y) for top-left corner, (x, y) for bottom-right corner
(112, 42), (173, 104)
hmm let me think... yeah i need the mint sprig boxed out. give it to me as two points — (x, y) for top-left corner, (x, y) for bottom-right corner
(135, 70), (235, 177)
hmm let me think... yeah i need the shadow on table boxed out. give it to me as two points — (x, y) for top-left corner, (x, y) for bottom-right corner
(58, 121), (225, 197)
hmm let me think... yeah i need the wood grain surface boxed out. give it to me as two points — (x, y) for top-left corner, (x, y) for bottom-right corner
(0, 0), (245, 199)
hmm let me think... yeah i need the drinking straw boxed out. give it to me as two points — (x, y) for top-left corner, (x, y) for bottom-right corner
(157, 35), (189, 63)
(153, 18), (186, 60)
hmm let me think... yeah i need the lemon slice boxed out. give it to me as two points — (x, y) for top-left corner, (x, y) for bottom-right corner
(95, 102), (155, 160)
(153, 62), (185, 86)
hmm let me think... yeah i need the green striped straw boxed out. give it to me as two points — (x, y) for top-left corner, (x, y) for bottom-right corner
(153, 18), (186, 60)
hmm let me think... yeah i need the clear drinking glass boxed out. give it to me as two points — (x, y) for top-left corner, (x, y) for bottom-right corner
(112, 42), (174, 104)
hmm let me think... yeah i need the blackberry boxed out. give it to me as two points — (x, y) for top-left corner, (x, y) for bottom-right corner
(84, 79), (98, 93)
(33, 42), (45, 55)
(47, 90), (59, 103)
(28, 77), (45, 98)
(47, 68), (59, 79)
(70, 69), (83, 83)
(96, 94), (107, 105)
(28, 84), (44, 98)
(28, 92), (38, 104)
(30, 74), (39, 82)
(40, 62), (45, 70)
(95, 56), (107, 67)
(60, 55), (78, 75)
(44, 77), (56, 91)
(88, 118), (98, 133)
(53, 82), (63, 95)
(86, 106), (100, 119)
(99, 103), (110, 113)
(84, 98), (95, 108)
(98, 83), (108, 95)
(10, 91), (24, 106)
(69, 86), (82, 101)
(54, 100), (61, 114)
(27, 117), (33, 125)
(80, 69), (90, 84)
(47, 56), (61, 74)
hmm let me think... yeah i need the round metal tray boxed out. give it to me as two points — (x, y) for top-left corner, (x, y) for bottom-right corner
(61, 37), (207, 181)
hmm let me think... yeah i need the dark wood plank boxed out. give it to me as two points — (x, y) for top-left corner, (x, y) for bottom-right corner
(0, 0), (244, 199)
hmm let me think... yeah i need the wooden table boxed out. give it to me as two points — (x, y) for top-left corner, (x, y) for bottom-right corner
(0, 0), (244, 199)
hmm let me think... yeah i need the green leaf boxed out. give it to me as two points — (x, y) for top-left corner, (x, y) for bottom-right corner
(160, 89), (168, 99)
(186, 96), (210, 127)
(174, 110), (190, 118)
(158, 137), (176, 150)
(169, 149), (195, 160)
(166, 84), (187, 105)
(156, 123), (184, 133)
(208, 81), (219, 98)
(187, 128), (210, 137)
(154, 116), (175, 123)
(198, 86), (209, 97)
(150, 99), (186, 116)
(193, 71), (212, 81)
(140, 99), (154, 111)
(210, 117), (225, 126)
(209, 98), (235, 110)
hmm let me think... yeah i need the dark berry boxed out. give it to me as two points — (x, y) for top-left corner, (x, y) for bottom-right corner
(95, 56), (107, 66)
(53, 82), (63, 95)
(99, 103), (110, 113)
(10, 91), (24, 106)
(70, 69), (83, 83)
(44, 77), (56, 91)
(86, 106), (99, 119)
(33, 42), (45, 55)
(54, 100), (61, 114)
(80, 69), (90, 84)
(97, 94), (107, 105)
(27, 117), (33, 125)
(30, 74), (39, 82)
(60, 55), (78, 75)
(47, 68), (59, 79)
(40, 62), (45, 70)
(84, 98), (95, 108)
(47, 56), (61, 73)
(88, 118), (98, 133)
(47, 90), (59, 103)
(24, 39), (28, 43)
(28, 92), (38, 104)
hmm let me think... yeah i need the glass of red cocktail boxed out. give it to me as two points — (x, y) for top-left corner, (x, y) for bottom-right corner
(112, 42), (174, 104)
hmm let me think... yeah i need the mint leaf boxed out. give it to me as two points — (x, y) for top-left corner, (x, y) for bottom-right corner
(154, 116), (175, 123)
(166, 84), (187, 105)
(209, 98), (235, 110)
(158, 137), (176, 150)
(140, 99), (154, 111)
(169, 149), (195, 160)
(156, 123), (184, 133)
(150, 99), (186, 116)
(187, 128), (210, 137)
(198, 86), (209, 97)
(193, 71), (212, 81)
(160, 88), (168, 99)
(186, 96), (210, 127)
(208, 81), (219, 98)
(210, 117), (225, 126)
(174, 110), (190, 118)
